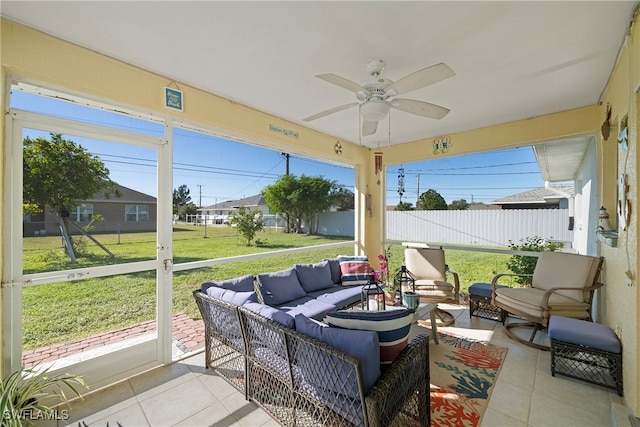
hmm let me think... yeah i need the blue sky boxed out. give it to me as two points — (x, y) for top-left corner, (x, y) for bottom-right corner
(12, 90), (545, 207)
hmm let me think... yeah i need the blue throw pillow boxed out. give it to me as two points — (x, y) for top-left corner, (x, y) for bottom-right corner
(201, 274), (255, 292)
(257, 268), (307, 306)
(294, 314), (380, 394)
(294, 261), (335, 293)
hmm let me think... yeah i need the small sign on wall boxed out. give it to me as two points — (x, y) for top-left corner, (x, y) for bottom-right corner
(165, 87), (183, 111)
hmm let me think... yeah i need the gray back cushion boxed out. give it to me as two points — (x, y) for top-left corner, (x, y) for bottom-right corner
(257, 268), (307, 306)
(294, 261), (335, 292)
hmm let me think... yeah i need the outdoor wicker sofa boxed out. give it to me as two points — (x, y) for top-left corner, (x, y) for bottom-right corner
(193, 289), (430, 427)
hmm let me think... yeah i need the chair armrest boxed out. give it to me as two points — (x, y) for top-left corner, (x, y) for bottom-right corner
(365, 334), (430, 427)
(540, 281), (604, 312)
(446, 264), (460, 301)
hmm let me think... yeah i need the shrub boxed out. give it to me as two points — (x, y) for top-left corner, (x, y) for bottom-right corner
(506, 236), (563, 285)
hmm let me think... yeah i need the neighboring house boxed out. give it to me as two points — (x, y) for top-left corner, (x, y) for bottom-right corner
(468, 203), (500, 211)
(23, 183), (157, 236)
(198, 194), (271, 224)
(489, 184), (574, 210)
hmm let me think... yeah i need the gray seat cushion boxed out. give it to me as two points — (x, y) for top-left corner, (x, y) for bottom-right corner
(549, 315), (621, 353)
(276, 297), (336, 320)
(307, 285), (363, 310)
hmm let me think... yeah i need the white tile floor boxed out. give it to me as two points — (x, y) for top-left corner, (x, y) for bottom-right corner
(47, 304), (626, 426)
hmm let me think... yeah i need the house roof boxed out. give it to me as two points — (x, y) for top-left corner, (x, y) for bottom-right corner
(490, 184), (574, 206)
(87, 183), (157, 204)
(200, 194), (266, 211)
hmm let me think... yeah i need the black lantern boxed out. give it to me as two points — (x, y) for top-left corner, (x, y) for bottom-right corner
(393, 264), (417, 308)
(361, 283), (386, 311)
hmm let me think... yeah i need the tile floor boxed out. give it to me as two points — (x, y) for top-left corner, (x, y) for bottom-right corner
(43, 304), (626, 426)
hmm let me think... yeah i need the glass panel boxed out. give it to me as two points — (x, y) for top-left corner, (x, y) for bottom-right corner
(22, 128), (158, 274)
(14, 87), (165, 371)
(22, 271), (157, 369)
(11, 89), (164, 137)
(171, 126), (355, 264)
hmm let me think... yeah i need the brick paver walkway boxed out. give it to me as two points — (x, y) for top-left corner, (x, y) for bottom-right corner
(22, 313), (205, 367)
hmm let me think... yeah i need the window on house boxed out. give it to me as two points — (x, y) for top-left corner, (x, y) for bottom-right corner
(125, 205), (149, 222)
(74, 204), (93, 222)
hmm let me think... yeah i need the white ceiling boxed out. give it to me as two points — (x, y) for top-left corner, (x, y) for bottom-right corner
(1, 1), (637, 151)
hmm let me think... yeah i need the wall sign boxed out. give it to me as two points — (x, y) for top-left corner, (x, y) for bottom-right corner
(433, 136), (451, 154)
(269, 124), (299, 139)
(165, 87), (183, 111)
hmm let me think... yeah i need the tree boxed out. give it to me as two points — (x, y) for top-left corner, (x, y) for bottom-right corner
(298, 175), (335, 234)
(331, 186), (354, 211)
(173, 184), (196, 220)
(229, 206), (264, 246)
(23, 133), (120, 260)
(416, 189), (448, 210)
(177, 203), (198, 221)
(448, 199), (470, 210)
(262, 174), (336, 234)
(395, 202), (414, 211)
(262, 174), (299, 233)
(173, 185), (192, 211)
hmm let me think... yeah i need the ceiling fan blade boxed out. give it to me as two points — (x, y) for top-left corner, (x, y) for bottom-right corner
(385, 63), (455, 96)
(391, 98), (450, 119)
(362, 120), (378, 136)
(317, 74), (371, 96)
(303, 102), (358, 122)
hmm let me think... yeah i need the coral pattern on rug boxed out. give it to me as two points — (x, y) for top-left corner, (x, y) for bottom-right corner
(430, 333), (508, 427)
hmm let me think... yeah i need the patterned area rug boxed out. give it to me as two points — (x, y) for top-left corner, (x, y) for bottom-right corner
(430, 332), (508, 427)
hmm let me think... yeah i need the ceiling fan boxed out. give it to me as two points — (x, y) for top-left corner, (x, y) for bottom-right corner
(303, 59), (455, 137)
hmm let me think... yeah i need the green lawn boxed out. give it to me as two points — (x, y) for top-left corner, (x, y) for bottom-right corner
(22, 226), (512, 350)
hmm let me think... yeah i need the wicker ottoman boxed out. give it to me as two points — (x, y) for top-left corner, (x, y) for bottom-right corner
(549, 315), (623, 396)
(468, 282), (506, 321)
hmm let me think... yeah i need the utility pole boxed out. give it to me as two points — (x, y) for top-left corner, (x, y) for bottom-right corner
(397, 166), (405, 203)
(197, 184), (202, 207)
(281, 152), (290, 175)
(416, 174), (420, 205)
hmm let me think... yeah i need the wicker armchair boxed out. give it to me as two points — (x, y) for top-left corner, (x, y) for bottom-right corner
(491, 251), (604, 350)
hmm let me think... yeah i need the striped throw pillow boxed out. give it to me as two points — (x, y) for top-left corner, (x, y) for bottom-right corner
(337, 255), (373, 286)
(325, 308), (415, 368)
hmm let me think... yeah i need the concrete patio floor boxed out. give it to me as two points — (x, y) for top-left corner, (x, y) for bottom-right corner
(34, 304), (629, 426)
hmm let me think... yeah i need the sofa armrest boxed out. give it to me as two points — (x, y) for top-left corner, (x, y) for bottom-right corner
(365, 334), (430, 427)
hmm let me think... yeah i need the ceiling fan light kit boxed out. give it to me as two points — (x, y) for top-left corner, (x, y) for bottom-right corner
(360, 99), (390, 122)
(303, 59), (455, 138)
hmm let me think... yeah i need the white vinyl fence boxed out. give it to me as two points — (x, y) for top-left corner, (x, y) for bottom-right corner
(317, 209), (573, 248)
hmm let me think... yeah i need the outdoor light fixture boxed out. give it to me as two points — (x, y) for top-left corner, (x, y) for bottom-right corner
(361, 282), (386, 311)
(393, 264), (418, 308)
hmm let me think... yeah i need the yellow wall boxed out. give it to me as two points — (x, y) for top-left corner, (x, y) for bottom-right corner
(598, 24), (640, 413)
(2, 16), (639, 414)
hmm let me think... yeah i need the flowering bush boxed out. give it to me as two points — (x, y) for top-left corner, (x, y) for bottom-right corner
(376, 250), (390, 285)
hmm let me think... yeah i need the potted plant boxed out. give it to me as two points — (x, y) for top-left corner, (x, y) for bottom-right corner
(0, 365), (88, 426)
